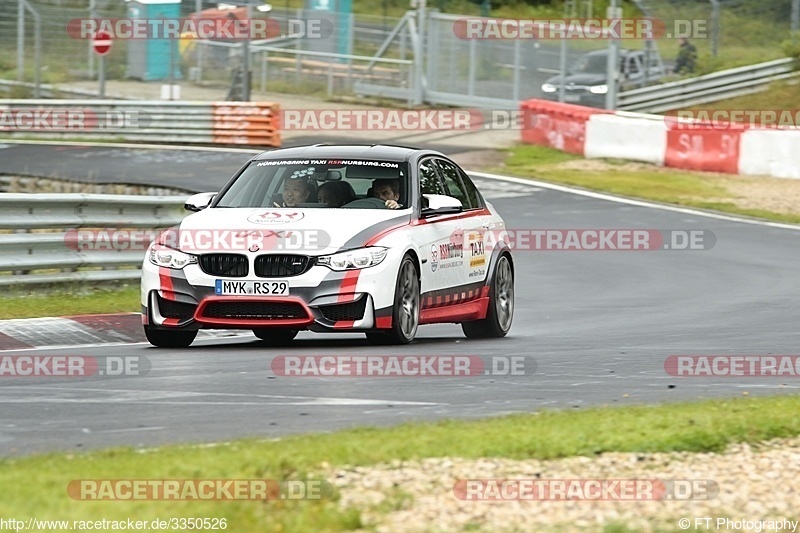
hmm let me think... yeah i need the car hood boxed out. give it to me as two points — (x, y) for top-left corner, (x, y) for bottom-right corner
(545, 73), (607, 87)
(170, 207), (412, 256)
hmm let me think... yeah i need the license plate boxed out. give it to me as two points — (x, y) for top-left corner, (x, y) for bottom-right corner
(564, 94), (581, 102)
(215, 279), (289, 296)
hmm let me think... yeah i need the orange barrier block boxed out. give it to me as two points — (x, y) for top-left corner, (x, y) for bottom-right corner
(212, 102), (281, 147)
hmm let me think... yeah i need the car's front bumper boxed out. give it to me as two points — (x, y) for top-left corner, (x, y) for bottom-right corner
(140, 251), (401, 332)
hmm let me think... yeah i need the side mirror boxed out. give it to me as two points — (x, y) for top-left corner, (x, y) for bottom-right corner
(421, 194), (462, 217)
(184, 192), (216, 212)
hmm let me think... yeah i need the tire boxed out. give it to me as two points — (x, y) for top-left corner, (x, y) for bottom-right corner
(252, 329), (298, 345)
(144, 325), (197, 348)
(366, 256), (420, 345)
(462, 254), (514, 339)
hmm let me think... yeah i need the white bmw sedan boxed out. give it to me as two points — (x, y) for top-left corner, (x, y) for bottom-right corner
(141, 144), (514, 347)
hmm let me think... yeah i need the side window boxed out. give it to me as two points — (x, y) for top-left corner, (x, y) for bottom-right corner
(435, 159), (472, 209)
(458, 169), (483, 209)
(419, 158), (445, 196)
(628, 56), (641, 76)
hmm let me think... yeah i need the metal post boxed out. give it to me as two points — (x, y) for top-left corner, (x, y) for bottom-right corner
(195, 0), (203, 82)
(17, 0), (25, 82)
(32, 4), (40, 99)
(261, 51), (267, 93)
(88, 0), (96, 79)
(558, 31), (567, 103)
(414, 0), (426, 105)
(792, 0), (800, 36)
(242, 3), (251, 101)
(605, 0), (620, 110)
(512, 38), (520, 102)
(467, 38), (476, 96)
(710, 0), (720, 58)
(169, 36), (175, 100)
(99, 55), (106, 97)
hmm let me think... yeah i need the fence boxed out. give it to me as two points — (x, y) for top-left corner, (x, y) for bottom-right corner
(2, 1), (797, 110)
(0, 99), (281, 146)
(0, 193), (186, 286)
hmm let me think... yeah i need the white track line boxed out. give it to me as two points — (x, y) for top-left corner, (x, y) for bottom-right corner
(469, 170), (800, 232)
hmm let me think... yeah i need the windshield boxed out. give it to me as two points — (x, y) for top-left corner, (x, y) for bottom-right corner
(214, 159), (409, 210)
(569, 54), (608, 75)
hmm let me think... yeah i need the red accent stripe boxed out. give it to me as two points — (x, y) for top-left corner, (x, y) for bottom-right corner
(159, 267), (174, 296)
(333, 320), (356, 328)
(338, 270), (361, 302)
(193, 296), (315, 328)
(162, 318), (181, 327)
(375, 316), (392, 328)
(420, 298), (489, 324)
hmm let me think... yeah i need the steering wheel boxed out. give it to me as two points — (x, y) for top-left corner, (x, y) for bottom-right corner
(341, 197), (388, 209)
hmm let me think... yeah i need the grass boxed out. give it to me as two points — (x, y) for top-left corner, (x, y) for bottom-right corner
(683, 80), (800, 113)
(2, 395), (800, 529)
(0, 285), (140, 320)
(498, 143), (800, 225)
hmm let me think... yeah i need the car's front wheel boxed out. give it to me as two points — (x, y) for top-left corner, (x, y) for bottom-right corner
(366, 255), (419, 345)
(462, 254), (514, 339)
(252, 329), (298, 345)
(144, 326), (197, 348)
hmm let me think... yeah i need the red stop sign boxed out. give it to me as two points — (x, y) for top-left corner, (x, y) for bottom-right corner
(92, 31), (112, 56)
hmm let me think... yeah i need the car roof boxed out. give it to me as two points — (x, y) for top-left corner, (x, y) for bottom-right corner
(253, 144), (437, 162)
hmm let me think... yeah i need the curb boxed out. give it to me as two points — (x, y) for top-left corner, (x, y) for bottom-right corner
(0, 313), (144, 351)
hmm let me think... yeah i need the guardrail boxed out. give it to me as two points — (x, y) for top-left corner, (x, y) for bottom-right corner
(0, 193), (186, 286)
(618, 58), (799, 113)
(0, 100), (281, 147)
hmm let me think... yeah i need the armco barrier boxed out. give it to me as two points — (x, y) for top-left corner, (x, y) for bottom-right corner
(520, 98), (800, 180)
(520, 100), (611, 155)
(0, 100), (281, 147)
(0, 193), (186, 285)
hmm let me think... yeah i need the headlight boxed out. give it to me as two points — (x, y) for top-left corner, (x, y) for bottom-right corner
(541, 83), (557, 93)
(317, 247), (388, 271)
(149, 245), (197, 269)
(589, 84), (608, 94)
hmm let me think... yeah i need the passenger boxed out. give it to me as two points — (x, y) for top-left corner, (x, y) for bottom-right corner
(275, 177), (311, 207)
(317, 181), (346, 207)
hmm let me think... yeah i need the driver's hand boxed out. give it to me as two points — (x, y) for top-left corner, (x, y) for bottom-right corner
(385, 200), (401, 209)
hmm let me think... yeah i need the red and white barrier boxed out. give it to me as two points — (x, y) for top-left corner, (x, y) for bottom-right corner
(739, 130), (800, 179)
(520, 99), (800, 179)
(520, 100), (610, 155)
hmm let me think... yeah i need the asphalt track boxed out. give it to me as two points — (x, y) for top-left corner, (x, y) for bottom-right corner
(1, 142), (799, 456)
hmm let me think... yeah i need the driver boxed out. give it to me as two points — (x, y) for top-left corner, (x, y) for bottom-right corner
(274, 177), (311, 207)
(372, 179), (401, 209)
